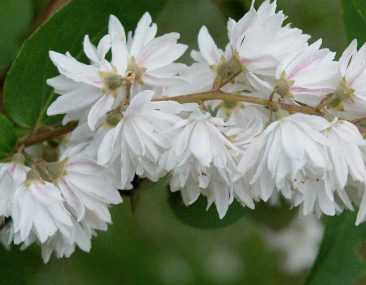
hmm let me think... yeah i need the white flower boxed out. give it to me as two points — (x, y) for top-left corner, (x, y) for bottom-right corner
(275, 40), (338, 107)
(3, 214), (94, 263)
(238, 113), (335, 216)
(323, 120), (366, 214)
(97, 90), (185, 189)
(318, 119), (366, 225)
(228, 0), (310, 91)
(47, 13), (187, 131)
(54, 146), (122, 229)
(160, 109), (243, 218)
(11, 171), (73, 244)
(47, 44), (120, 131)
(332, 40), (366, 119)
(124, 12), (188, 91)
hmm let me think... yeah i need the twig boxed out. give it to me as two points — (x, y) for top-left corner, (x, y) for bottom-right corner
(153, 91), (322, 115)
(20, 121), (77, 147)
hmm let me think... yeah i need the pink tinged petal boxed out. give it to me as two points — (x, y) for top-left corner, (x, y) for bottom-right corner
(88, 95), (115, 131)
(198, 26), (222, 66)
(47, 86), (102, 115)
(288, 42), (328, 79)
(49, 51), (102, 87)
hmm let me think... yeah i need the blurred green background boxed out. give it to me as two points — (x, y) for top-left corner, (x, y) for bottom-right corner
(0, 0), (348, 284)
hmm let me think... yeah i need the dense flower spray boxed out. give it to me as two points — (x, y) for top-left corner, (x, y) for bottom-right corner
(2, 1), (366, 262)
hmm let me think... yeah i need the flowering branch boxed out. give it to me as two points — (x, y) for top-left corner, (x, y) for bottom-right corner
(18, 91), (323, 149)
(5, 1), (366, 264)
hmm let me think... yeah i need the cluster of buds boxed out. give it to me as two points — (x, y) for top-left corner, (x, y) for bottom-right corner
(1, 0), (366, 262)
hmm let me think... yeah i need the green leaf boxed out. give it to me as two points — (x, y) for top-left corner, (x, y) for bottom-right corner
(306, 212), (366, 285)
(343, 0), (366, 43)
(0, 114), (17, 159)
(3, 0), (165, 129)
(0, 0), (33, 70)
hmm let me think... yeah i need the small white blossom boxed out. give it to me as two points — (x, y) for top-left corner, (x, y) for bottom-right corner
(97, 90), (185, 189)
(55, 146), (122, 229)
(275, 40), (338, 106)
(11, 171), (73, 245)
(227, 0), (310, 91)
(47, 13), (187, 131)
(123, 12), (188, 91)
(238, 113), (335, 216)
(323, 120), (366, 213)
(160, 109), (242, 218)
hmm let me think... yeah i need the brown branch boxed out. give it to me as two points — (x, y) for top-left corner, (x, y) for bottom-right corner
(153, 91), (322, 115)
(20, 121), (77, 147)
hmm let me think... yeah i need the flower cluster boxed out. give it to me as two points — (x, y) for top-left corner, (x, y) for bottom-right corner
(2, 0), (366, 262)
